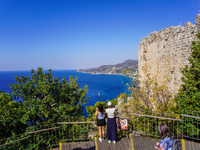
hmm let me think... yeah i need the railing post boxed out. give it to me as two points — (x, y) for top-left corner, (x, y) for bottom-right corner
(59, 142), (62, 150)
(181, 139), (186, 150)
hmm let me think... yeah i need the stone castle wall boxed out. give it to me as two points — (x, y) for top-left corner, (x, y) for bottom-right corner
(138, 13), (200, 94)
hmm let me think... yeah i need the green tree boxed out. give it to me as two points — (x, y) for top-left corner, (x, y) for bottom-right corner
(0, 91), (27, 139)
(86, 101), (107, 119)
(174, 33), (200, 137)
(9, 67), (89, 126)
(175, 33), (200, 112)
(119, 67), (176, 136)
(86, 98), (118, 120)
(121, 69), (175, 115)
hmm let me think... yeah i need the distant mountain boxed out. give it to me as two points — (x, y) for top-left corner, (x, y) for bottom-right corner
(78, 59), (138, 75)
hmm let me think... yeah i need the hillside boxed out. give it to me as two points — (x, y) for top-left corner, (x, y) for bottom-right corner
(78, 59), (138, 75)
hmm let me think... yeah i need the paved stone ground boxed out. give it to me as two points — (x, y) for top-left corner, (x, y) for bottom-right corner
(97, 138), (131, 150)
(61, 142), (95, 150)
(58, 138), (131, 150)
(55, 136), (200, 150)
(185, 140), (200, 150)
(131, 134), (158, 150)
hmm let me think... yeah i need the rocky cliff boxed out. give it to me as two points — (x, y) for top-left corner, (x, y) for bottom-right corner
(138, 13), (200, 94)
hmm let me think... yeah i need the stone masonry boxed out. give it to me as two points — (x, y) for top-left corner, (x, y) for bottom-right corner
(138, 13), (200, 94)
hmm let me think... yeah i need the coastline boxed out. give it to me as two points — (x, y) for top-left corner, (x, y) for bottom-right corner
(77, 70), (136, 79)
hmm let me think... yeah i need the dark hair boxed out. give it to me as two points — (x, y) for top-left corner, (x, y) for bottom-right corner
(158, 123), (172, 139)
(98, 104), (104, 114)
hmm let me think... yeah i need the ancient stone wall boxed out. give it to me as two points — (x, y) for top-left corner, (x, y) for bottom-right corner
(138, 13), (200, 94)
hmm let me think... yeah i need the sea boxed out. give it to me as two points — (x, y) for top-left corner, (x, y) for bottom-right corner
(0, 70), (132, 117)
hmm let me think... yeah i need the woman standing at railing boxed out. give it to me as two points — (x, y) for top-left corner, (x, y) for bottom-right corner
(95, 104), (106, 141)
(155, 123), (173, 150)
(105, 102), (118, 143)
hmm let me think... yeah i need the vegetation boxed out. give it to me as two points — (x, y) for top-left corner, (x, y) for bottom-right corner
(79, 59), (138, 75)
(86, 98), (125, 138)
(117, 33), (200, 138)
(1, 33), (200, 148)
(175, 33), (200, 112)
(0, 91), (27, 138)
(174, 33), (200, 136)
(86, 98), (118, 120)
(117, 65), (178, 137)
(120, 69), (175, 115)
(0, 67), (89, 141)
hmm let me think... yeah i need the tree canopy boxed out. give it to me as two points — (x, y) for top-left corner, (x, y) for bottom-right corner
(0, 91), (27, 138)
(175, 33), (200, 112)
(120, 67), (175, 116)
(86, 98), (118, 120)
(0, 68), (89, 139)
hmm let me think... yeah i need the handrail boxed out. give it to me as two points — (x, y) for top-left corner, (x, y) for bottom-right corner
(26, 126), (60, 134)
(57, 121), (95, 124)
(0, 121), (96, 149)
(0, 125), (60, 142)
(181, 114), (200, 119)
(129, 113), (183, 121)
(0, 136), (30, 148)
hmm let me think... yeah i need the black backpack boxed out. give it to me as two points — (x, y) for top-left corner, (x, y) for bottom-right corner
(172, 138), (181, 150)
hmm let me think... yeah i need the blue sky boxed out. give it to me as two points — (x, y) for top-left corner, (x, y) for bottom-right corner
(0, 0), (199, 71)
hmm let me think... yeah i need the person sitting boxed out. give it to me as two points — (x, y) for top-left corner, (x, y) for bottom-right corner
(155, 123), (173, 150)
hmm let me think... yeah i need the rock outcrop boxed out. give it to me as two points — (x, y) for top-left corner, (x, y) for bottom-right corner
(138, 13), (200, 94)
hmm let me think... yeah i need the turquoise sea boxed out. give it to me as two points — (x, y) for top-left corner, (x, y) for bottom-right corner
(0, 70), (132, 116)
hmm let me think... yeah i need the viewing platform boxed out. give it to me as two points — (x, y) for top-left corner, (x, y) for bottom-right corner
(1, 110), (200, 150)
(57, 134), (200, 150)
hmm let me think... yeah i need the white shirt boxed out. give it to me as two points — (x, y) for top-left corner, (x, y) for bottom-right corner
(105, 108), (116, 118)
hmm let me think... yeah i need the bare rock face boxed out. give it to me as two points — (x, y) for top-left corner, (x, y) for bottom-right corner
(185, 21), (193, 27)
(138, 13), (200, 94)
(195, 13), (200, 32)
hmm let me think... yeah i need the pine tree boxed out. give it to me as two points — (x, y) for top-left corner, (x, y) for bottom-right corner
(175, 33), (200, 112)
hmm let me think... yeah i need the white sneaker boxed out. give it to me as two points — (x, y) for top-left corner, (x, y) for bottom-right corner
(113, 141), (116, 143)
(102, 138), (104, 141)
(108, 140), (111, 143)
(99, 138), (102, 141)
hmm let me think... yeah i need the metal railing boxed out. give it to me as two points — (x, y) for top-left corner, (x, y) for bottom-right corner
(0, 123), (60, 150)
(0, 120), (97, 150)
(129, 110), (200, 141)
(57, 121), (97, 142)
(181, 110), (200, 141)
(1, 111), (200, 149)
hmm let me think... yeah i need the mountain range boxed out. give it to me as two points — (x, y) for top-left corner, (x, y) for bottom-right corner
(78, 59), (138, 75)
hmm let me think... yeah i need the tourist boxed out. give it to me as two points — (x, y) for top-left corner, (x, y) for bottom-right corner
(95, 104), (106, 141)
(155, 123), (173, 150)
(105, 102), (117, 143)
